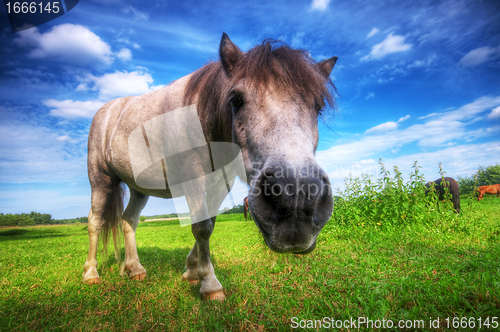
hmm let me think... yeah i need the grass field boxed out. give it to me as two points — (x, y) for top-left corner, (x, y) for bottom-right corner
(0, 196), (499, 331)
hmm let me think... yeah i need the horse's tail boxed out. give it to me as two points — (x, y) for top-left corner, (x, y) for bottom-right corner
(102, 183), (124, 262)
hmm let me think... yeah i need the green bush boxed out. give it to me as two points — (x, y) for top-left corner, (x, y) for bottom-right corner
(327, 160), (457, 230)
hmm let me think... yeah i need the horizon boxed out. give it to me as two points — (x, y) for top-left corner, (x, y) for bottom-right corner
(1, 0), (499, 219)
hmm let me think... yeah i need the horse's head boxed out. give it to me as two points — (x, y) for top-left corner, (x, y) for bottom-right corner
(219, 33), (337, 254)
(476, 187), (481, 201)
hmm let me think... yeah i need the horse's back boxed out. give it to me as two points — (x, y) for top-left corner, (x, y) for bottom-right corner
(482, 184), (500, 194)
(88, 75), (193, 194)
(428, 177), (458, 194)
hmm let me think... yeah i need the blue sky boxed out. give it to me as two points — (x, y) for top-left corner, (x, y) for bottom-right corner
(1, 0), (499, 219)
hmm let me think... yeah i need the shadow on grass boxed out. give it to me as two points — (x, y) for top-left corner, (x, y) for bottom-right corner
(0, 227), (78, 241)
(100, 246), (192, 275)
(0, 229), (29, 237)
(99, 246), (233, 288)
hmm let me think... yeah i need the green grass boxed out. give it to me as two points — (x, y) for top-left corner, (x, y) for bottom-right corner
(1, 197), (499, 331)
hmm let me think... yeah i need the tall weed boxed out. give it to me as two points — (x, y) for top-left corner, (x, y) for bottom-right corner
(327, 160), (461, 230)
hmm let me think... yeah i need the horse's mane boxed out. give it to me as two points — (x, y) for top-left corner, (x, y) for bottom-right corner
(184, 39), (337, 140)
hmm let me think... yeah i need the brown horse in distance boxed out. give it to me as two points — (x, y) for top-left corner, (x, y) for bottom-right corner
(476, 184), (500, 201)
(243, 196), (251, 220)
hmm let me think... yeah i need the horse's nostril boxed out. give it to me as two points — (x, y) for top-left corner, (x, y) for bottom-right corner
(260, 169), (281, 197)
(263, 168), (274, 178)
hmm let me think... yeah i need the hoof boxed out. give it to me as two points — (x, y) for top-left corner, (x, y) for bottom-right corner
(203, 290), (225, 301)
(183, 278), (199, 285)
(131, 273), (147, 281)
(85, 278), (101, 285)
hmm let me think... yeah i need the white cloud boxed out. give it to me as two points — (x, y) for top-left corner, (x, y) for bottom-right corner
(116, 48), (132, 61)
(366, 27), (380, 39)
(291, 32), (306, 48)
(363, 114), (409, 135)
(459, 46), (499, 67)
(398, 115), (410, 123)
(365, 121), (398, 134)
(87, 70), (153, 100)
(122, 6), (149, 21)
(418, 112), (439, 120)
(13, 24), (113, 66)
(151, 85), (166, 91)
(310, 0), (332, 11)
(365, 92), (375, 100)
(117, 37), (141, 49)
(406, 54), (438, 70)
(318, 96), (500, 189)
(361, 33), (412, 61)
(0, 122), (88, 183)
(44, 99), (106, 118)
(489, 106), (500, 119)
(56, 135), (71, 142)
(75, 83), (88, 91)
(46, 70), (157, 119)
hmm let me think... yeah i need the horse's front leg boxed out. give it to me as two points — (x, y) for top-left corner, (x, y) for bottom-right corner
(182, 241), (199, 283)
(190, 217), (225, 300)
(181, 173), (231, 300)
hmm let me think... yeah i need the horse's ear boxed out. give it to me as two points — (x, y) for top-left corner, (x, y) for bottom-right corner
(318, 56), (338, 77)
(220, 33), (243, 75)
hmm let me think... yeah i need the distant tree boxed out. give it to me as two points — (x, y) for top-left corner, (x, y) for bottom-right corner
(29, 211), (52, 224)
(477, 164), (500, 186)
(0, 212), (89, 227)
(15, 214), (35, 226)
(221, 204), (244, 214)
(456, 175), (476, 196)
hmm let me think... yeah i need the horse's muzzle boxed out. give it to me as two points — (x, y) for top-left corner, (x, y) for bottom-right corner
(248, 163), (333, 254)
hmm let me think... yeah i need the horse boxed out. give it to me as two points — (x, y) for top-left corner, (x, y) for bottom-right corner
(243, 196), (250, 220)
(84, 33), (338, 301)
(425, 177), (460, 213)
(476, 184), (500, 201)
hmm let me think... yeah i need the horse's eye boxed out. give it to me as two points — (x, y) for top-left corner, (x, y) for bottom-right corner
(314, 102), (323, 114)
(230, 93), (244, 113)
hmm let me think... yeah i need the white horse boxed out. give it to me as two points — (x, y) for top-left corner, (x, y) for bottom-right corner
(84, 33), (338, 300)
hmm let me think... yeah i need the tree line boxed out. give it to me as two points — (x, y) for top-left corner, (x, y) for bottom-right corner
(0, 211), (88, 227)
(220, 204), (244, 214)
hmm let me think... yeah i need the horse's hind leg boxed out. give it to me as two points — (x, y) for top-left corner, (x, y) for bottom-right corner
(83, 184), (114, 284)
(120, 188), (149, 280)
